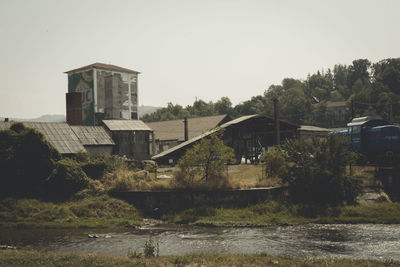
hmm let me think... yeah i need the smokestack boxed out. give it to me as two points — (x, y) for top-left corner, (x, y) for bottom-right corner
(66, 92), (83, 125)
(184, 117), (188, 141)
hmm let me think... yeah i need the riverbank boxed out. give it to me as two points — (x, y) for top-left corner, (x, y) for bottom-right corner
(0, 195), (141, 229)
(166, 201), (400, 227)
(2, 195), (400, 228)
(0, 249), (397, 267)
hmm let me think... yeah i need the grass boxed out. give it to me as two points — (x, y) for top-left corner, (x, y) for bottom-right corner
(165, 201), (400, 226)
(0, 250), (397, 267)
(227, 164), (282, 189)
(349, 165), (378, 187)
(103, 164), (282, 191)
(0, 195), (141, 229)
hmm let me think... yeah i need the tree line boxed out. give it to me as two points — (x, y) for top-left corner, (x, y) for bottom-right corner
(141, 58), (400, 127)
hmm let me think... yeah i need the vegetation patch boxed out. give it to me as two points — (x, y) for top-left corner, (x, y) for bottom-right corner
(165, 201), (400, 226)
(0, 249), (396, 267)
(172, 130), (235, 190)
(0, 196), (141, 229)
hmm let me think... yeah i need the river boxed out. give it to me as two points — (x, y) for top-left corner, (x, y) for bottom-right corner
(1, 224), (400, 260)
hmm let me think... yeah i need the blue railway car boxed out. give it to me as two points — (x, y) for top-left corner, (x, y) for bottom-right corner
(345, 116), (400, 164)
(365, 125), (400, 162)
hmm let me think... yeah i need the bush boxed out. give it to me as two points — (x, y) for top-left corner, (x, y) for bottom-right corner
(271, 136), (361, 205)
(81, 159), (107, 180)
(46, 158), (90, 200)
(81, 154), (127, 180)
(0, 125), (61, 198)
(143, 240), (158, 257)
(172, 130), (235, 190)
(261, 148), (287, 178)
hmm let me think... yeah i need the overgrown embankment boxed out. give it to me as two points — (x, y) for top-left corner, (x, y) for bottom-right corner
(0, 249), (397, 267)
(0, 195), (140, 229)
(165, 201), (400, 226)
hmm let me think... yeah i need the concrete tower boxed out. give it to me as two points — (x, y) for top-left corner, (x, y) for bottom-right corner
(65, 63), (140, 125)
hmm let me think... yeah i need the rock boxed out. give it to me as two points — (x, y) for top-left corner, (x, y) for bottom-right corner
(88, 234), (99, 238)
(157, 174), (171, 179)
(357, 190), (392, 205)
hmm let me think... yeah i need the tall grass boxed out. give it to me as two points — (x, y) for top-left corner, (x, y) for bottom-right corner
(0, 195), (141, 228)
(0, 250), (395, 267)
(165, 201), (400, 226)
(103, 165), (172, 192)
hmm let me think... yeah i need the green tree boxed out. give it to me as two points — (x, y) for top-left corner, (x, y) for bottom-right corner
(279, 87), (311, 124)
(173, 130), (235, 189)
(214, 96), (233, 115)
(266, 136), (361, 205)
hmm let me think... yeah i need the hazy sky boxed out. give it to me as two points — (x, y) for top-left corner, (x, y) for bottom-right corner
(0, 0), (399, 118)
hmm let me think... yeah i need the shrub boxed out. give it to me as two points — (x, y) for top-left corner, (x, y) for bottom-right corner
(0, 125), (60, 198)
(46, 158), (90, 200)
(261, 148), (287, 179)
(143, 239), (158, 257)
(172, 130), (235, 190)
(81, 154), (128, 180)
(81, 159), (107, 180)
(272, 136), (361, 205)
(74, 150), (90, 163)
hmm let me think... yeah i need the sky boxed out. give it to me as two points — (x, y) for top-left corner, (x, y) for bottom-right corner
(0, 0), (399, 118)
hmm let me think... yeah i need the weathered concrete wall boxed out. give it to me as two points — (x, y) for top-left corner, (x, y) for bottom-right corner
(68, 70), (95, 125)
(112, 131), (150, 161)
(154, 140), (180, 155)
(111, 187), (286, 214)
(96, 70), (138, 120)
(85, 145), (113, 158)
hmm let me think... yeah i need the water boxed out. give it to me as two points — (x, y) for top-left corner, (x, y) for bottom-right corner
(1, 224), (400, 260)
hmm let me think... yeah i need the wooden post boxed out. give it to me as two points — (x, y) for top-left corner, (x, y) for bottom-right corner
(151, 131), (156, 156)
(274, 98), (280, 145)
(351, 100), (355, 119)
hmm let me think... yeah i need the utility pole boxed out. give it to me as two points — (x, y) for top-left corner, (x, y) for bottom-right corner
(183, 117), (188, 141)
(273, 98), (280, 145)
(351, 100), (355, 119)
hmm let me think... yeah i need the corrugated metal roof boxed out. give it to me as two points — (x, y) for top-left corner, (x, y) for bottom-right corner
(146, 114), (228, 141)
(152, 115), (299, 160)
(219, 114), (258, 128)
(152, 128), (220, 159)
(0, 121), (85, 154)
(299, 125), (333, 132)
(347, 116), (384, 127)
(71, 126), (115, 146)
(102, 120), (152, 131)
(65, 62), (140, 74)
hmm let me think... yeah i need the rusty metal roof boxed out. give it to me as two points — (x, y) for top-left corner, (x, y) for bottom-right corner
(102, 120), (152, 131)
(65, 62), (140, 74)
(0, 121), (85, 154)
(146, 114), (229, 141)
(152, 115), (299, 160)
(71, 126), (115, 146)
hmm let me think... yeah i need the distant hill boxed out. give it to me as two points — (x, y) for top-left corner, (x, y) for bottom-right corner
(1, 106), (162, 123)
(1, 114), (66, 123)
(138, 105), (162, 117)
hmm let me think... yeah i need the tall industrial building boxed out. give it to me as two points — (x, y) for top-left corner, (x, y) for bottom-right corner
(65, 63), (140, 126)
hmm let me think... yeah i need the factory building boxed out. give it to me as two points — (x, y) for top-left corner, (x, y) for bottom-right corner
(65, 63), (140, 126)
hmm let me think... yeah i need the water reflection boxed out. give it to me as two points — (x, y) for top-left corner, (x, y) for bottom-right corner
(0, 224), (400, 260)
